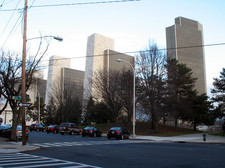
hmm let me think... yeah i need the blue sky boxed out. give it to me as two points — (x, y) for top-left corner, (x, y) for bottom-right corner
(1, 0), (225, 96)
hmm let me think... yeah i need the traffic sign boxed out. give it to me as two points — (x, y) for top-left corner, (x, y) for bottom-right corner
(12, 95), (29, 100)
(19, 102), (31, 107)
(13, 96), (22, 100)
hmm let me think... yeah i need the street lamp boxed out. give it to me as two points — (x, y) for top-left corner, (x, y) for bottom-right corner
(21, 1), (62, 146)
(116, 58), (136, 138)
(27, 35), (63, 42)
(21, 34), (63, 145)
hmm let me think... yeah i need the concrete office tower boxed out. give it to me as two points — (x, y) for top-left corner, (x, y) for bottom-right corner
(62, 68), (85, 101)
(83, 33), (114, 103)
(27, 70), (47, 104)
(83, 33), (134, 109)
(45, 55), (71, 105)
(166, 17), (206, 94)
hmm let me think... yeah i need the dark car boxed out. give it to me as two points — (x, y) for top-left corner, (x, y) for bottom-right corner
(82, 127), (102, 137)
(4, 125), (29, 141)
(59, 122), (81, 135)
(107, 127), (130, 140)
(46, 125), (59, 134)
(29, 124), (45, 132)
(0, 125), (11, 137)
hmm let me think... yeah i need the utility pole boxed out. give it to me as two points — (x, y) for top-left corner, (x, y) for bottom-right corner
(21, 0), (28, 145)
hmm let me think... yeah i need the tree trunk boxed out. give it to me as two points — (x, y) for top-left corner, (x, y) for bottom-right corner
(10, 110), (20, 141)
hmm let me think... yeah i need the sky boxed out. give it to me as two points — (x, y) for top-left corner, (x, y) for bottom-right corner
(0, 0), (225, 97)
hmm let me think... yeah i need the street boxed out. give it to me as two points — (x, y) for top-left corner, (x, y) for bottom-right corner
(1, 132), (225, 168)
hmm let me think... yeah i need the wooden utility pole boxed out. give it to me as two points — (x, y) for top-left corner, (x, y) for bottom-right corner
(21, 0), (28, 145)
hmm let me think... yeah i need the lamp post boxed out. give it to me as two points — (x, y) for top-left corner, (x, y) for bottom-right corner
(116, 58), (136, 138)
(21, 0), (63, 145)
(36, 80), (40, 124)
(27, 36), (63, 42)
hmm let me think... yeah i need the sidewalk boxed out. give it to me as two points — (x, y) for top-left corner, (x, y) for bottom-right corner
(135, 133), (225, 143)
(0, 133), (225, 154)
(0, 137), (40, 154)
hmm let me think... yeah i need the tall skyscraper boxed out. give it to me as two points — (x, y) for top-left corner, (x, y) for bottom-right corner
(83, 33), (134, 108)
(45, 56), (85, 106)
(45, 55), (71, 105)
(166, 17), (206, 94)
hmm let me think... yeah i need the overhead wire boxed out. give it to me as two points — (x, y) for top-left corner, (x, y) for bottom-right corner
(40, 42), (225, 65)
(0, 0), (21, 39)
(1, 0), (36, 49)
(0, 0), (6, 8)
(0, 0), (140, 11)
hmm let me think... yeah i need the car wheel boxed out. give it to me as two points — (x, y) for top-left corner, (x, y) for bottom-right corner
(47, 131), (49, 134)
(37, 129), (39, 132)
(16, 137), (19, 142)
(107, 136), (111, 139)
(26, 136), (28, 140)
(61, 132), (64, 135)
(121, 135), (124, 140)
(54, 130), (57, 134)
(82, 134), (85, 137)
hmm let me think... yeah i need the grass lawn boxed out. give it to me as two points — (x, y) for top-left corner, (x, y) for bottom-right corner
(85, 122), (199, 137)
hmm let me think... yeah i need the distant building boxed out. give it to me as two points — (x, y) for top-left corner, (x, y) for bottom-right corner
(62, 68), (84, 100)
(166, 16), (206, 94)
(27, 70), (46, 104)
(45, 55), (71, 105)
(45, 55), (84, 106)
(83, 33), (134, 109)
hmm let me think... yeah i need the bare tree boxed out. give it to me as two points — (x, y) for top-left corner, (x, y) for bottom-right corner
(136, 41), (167, 132)
(92, 69), (133, 124)
(48, 79), (82, 124)
(0, 39), (49, 140)
(93, 70), (123, 122)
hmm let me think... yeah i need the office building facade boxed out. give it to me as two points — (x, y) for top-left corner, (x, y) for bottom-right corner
(83, 33), (134, 108)
(45, 55), (71, 105)
(166, 17), (206, 94)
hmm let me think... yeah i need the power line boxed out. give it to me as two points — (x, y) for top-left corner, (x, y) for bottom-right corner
(0, 0), (140, 11)
(1, 11), (24, 49)
(40, 42), (225, 64)
(1, 0), (36, 49)
(0, 0), (21, 39)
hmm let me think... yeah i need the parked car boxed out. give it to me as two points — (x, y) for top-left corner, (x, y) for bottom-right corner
(82, 127), (102, 137)
(46, 125), (59, 134)
(59, 122), (81, 135)
(29, 124), (45, 132)
(4, 125), (29, 141)
(0, 125), (11, 137)
(107, 127), (130, 140)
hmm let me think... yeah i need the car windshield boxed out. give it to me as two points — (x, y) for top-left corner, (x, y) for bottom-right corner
(17, 126), (22, 130)
(0, 125), (11, 129)
(37, 124), (43, 127)
(109, 127), (121, 131)
(84, 127), (94, 130)
(49, 125), (55, 128)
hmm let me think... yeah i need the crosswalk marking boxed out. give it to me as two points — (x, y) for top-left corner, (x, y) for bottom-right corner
(0, 153), (101, 168)
(31, 140), (151, 148)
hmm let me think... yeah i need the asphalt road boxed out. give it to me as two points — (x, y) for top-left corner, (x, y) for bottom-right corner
(20, 132), (225, 168)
